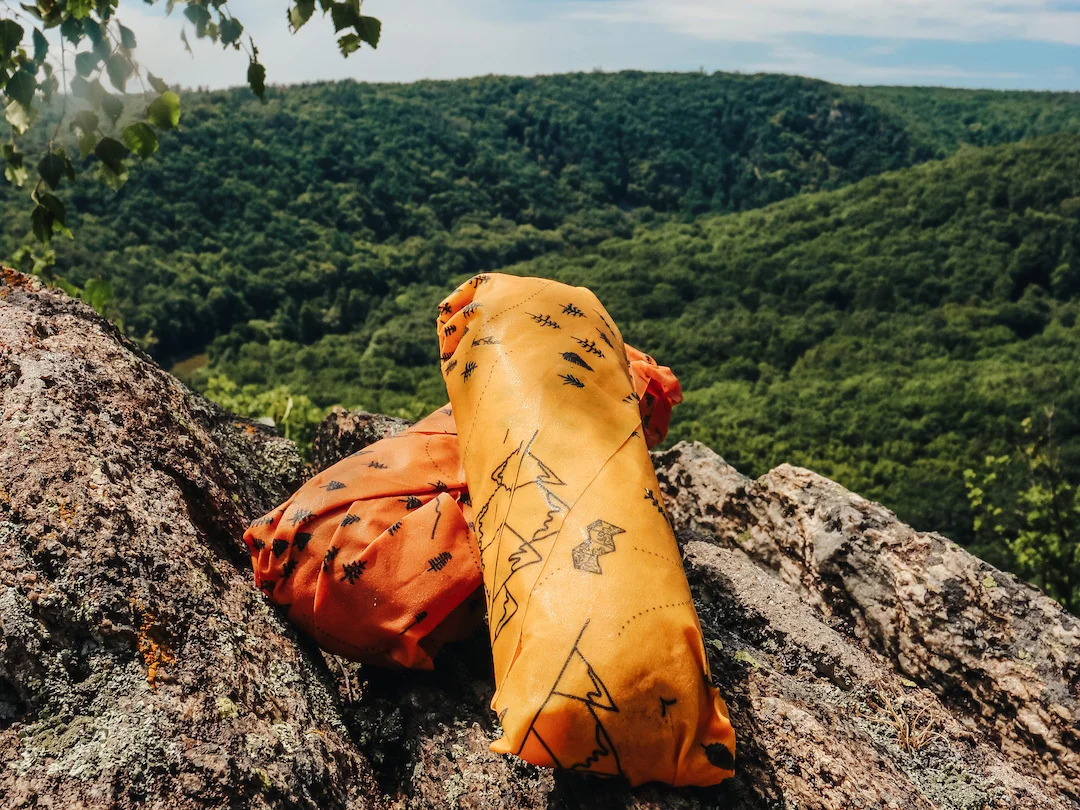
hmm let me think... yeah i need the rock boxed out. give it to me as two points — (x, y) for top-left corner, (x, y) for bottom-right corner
(2, 267), (1077, 809)
(654, 441), (1080, 807)
(0, 270), (377, 808)
(310, 408), (410, 473)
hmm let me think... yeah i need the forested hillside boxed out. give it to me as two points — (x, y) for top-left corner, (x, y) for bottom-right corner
(2, 70), (1079, 598)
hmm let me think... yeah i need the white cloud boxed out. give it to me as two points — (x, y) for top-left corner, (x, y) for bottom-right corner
(569, 0), (1080, 47)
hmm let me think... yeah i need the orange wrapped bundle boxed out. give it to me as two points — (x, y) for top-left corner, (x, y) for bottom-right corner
(437, 273), (735, 787)
(244, 344), (683, 670)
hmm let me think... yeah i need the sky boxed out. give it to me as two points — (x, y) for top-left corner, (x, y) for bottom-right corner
(120, 0), (1080, 92)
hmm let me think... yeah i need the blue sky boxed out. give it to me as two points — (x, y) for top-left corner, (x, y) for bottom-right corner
(122, 0), (1080, 91)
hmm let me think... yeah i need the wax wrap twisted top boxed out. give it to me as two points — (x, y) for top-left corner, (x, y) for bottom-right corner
(437, 273), (736, 787)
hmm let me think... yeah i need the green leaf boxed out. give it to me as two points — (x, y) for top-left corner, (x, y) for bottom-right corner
(183, 3), (212, 35)
(94, 136), (129, 172)
(75, 50), (100, 77)
(180, 27), (192, 55)
(35, 190), (65, 224)
(83, 19), (108, 58)
(60, 17), (83, 45)
(147, 90), (180, 129)
(38, 152), (66, 188)
(4, 99), (29, 134)
(31, 203), (52, 243)
(337, 33), (360, 57)
(247, 59), (266, 100)
(101, 92), (124, 124)
(96, 160), (128, 191)
(72, 109), (99, 134)
(32, 28), (48, 64)
(0, 20), (24, 58)
(5, 68), (37, 109)
(122, 121), (158, 158)
(67, 0), (94, 20)
(147, 73), (170, 95)
(105, 53), (132, 92)
(355, 15), (380, 48)
(20, 4), (43, 22)
(3, 144), (28, 187)
(76, 129), (97, 159)
(219, 18), (243, 46)
(118, 23), (136, 50)
(330, 3), (358, 32)
(289, 0), (316, 31)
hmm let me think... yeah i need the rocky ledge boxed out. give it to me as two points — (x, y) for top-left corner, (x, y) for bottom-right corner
(2, 269), (1077, 809)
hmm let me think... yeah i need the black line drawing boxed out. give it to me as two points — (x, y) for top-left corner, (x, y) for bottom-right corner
(340, 559), (367, 584)
(593, 309), (617, 340)
(571, 520), (626, 574)
(561, 351), (594, 371)
(440, 351), (454, 362)
(320, 480), (346, 491)
(429, 480), (449, 492)
(660, 696), (678, 717)
(443, 324), (457, 337)
(272, 538), (289, 559)
(281, 560), (298, 581)
(427, 551), (452, 572)
(445, 359), (458, 374)
(527, 312), (561, 329)
(398, 611), (428, 635)
(367, 460), (389, 469)
(703, 743), (736, 771)
(399, 495), (422, 510)
(570, 336), (604, 358)
(430, 495), (443, 540)
(475, 435), (571, 643)
(562, 303), (585, 317)
(462, 302), (482, 318)
(468, 274), (490, 287)
(289, 507), (316, 526)
(387, 520), (402, 536)
(293, 533), (312, 552)
(462, 361), (478, 381)
(438, 302), (452, 317)
(341, 514), (362, 526)
(598, 330), (614, 349)
(560, 374), (585, 388)
(472, 335), (499, 347)
(517, 621), (624, 778)
(644, 488), (667, 519)
(622, 391), (641, 404)
(322, 546), (339, 573)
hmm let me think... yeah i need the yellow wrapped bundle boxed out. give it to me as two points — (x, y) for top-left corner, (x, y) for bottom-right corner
(437, 273), (736, 787)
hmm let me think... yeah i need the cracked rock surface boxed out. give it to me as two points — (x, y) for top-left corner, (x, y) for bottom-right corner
(2, 268), (1076, 809)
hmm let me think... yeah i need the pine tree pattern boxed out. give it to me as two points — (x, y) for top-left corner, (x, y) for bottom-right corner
(340, 559), (367, 584)
(323, 546), (339, 573)
(294, 533), (312, 552)
(427, 551), (453, 572)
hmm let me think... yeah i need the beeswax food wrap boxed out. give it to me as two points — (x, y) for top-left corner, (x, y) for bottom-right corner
(436, 273), (736, 787)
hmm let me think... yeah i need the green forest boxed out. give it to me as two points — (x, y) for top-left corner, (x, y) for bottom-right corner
(2, 71), (1079, 609)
